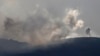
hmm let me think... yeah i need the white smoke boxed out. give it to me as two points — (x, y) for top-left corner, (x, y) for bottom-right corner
(61, 9), (84, 39)
(0, 0), (85, 46)
(63, 9), (84, 31)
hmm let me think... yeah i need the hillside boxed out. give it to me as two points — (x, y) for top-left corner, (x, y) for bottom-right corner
(15, 37), (100, 56)
(0, 39), (31, 54)
(1, 37), (100, 56)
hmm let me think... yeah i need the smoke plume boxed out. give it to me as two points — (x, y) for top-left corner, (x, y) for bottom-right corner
(0, 0), (84, 46)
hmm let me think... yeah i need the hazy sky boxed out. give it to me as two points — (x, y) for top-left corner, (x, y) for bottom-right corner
(0, 0), (100, 34)
(0, 0), (99, 53)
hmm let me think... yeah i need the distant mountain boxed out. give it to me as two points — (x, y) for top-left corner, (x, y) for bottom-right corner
(9, 37), (100, 56)
(0, 39), (31, 55)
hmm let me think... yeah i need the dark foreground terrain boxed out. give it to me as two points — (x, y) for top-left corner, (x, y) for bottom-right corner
(1, 37), (100, 56)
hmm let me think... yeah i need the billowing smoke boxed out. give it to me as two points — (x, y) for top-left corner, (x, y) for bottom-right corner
(0, 0), (84, 46)
(63, 9), (84, 31)
(62, 9), (84, 39)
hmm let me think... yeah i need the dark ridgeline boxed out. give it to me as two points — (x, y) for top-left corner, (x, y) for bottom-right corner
(0, 38), (31, 56)
(0, 37), (100, 56)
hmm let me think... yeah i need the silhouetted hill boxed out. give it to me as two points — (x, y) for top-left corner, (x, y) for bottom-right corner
(1, 37), (100, 56)
(0, 39), (31, 55)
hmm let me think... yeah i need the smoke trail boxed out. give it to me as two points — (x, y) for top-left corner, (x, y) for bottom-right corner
(0, 0), (84, 46)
